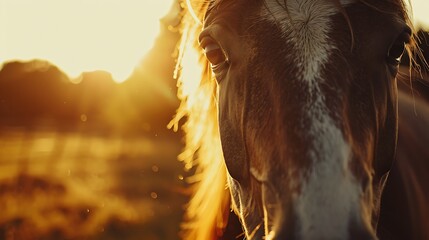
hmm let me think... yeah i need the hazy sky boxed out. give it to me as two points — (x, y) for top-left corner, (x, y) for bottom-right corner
(0, 0), (428, 83)
(0, 0), (175, 82)
(410, 0), (429, 29)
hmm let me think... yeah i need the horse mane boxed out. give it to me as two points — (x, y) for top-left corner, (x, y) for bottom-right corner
(168, 1), (231, 239)
(169, 0), (422, 239)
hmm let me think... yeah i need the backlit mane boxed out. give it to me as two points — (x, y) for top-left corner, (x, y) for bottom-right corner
(169, 1), (229, 239)
(169, 0), (422, 239)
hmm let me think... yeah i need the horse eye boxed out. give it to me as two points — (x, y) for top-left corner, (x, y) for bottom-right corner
(200, 38), (227, 66)
(387, 42), (406, 65)
(387, 31), (411, 65)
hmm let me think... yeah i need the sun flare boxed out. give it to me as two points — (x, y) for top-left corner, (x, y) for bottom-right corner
(409, 0), (429, 29)
(0, 0), (175, 83)
(0, 0), (428, 83)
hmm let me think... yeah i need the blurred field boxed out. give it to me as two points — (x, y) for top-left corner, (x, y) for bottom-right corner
(0, 128), (188, 240)
(0, 10), (187, 239)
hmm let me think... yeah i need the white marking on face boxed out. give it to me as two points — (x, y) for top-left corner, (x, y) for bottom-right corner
(296, 101), (362, 239)
(261, 0), (363, 238)
(262, 0), (354, 89)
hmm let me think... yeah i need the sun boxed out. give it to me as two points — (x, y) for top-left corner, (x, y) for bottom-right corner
(0, 0), (176, 83)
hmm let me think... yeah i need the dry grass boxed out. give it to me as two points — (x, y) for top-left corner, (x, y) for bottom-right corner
(0, 128), (187, 240)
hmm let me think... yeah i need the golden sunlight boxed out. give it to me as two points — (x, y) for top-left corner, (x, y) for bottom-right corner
(411, 0), (429, 29)
(0, 0), (175, 83)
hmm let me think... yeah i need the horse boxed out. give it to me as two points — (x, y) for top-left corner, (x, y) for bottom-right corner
(169, 0), (429, 239)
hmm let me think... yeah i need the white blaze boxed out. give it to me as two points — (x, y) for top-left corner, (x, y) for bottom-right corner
(262, 0), (362, 238)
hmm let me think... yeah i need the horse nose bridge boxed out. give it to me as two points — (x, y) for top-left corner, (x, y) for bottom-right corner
(270, 230), (377, 240)
(268, 207), (377, 240)
(261, 167), (374, 240)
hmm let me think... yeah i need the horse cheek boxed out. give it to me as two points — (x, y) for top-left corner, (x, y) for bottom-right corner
(218, 82), (249, 182)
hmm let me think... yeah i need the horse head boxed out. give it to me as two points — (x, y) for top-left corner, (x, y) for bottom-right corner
(196, 0), (413, 239)
(173, 0), (413, 239)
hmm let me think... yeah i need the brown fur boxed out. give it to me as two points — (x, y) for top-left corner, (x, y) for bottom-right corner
(170, 0), (428, 239)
